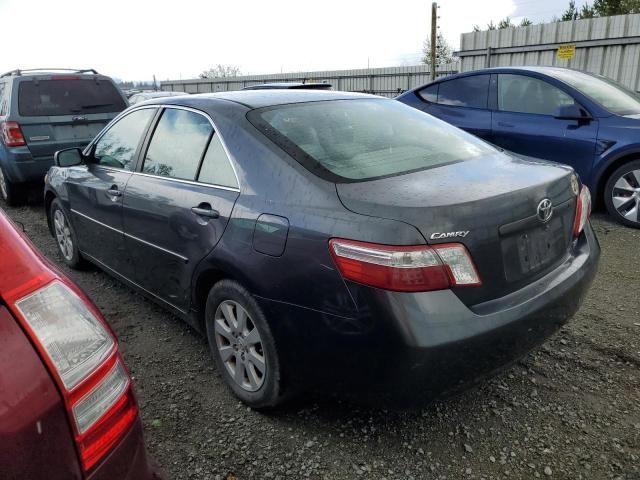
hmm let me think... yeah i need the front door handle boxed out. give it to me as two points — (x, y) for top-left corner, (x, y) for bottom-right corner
(106, 186), (122, 199)
(191, 204), (220, 219)
(497, 121), (514, 128)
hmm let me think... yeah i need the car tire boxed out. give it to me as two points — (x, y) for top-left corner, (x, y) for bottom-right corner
(50, 199), (86, 269)
(604, 160), (640, 228)
(0, 165), (26, 206)
(205, 279), (284, 409)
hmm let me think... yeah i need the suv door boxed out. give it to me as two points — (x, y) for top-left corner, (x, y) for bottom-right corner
(65, 107), (156, 277)
(122, 107), (240, 312)
(416, 74), (492, 141)
(491, 74), (598, 181)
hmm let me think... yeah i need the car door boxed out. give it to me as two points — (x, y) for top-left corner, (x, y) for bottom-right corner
(122, 106), (240, 312)
(417, 74), (492, 141)
(64, 107), (157, 277)
(491, 74), (598, 180)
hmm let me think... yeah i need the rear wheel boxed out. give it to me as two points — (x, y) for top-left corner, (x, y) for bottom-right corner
(50, 199), (86, 269)
(205, 280), (284, 408)
(0, 166), (26, 206)
(604, 160), (640, 228)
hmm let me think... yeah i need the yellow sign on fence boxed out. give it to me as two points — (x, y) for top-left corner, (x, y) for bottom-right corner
(557, 44), (576, 60)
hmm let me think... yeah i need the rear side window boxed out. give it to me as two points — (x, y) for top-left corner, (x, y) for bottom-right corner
(18, 79), (127, 117)
(437, 75), (490, 109)
(198, 134), (238, 188)
(248, 99), (495, 182)
(0, 82), (7, 116)
(143, 108), (213, 180)
(417, 83), (438, 103)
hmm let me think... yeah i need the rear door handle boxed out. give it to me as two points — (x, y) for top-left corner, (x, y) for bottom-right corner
(106, 186), (122, 198)
(191, 204), (220, 219)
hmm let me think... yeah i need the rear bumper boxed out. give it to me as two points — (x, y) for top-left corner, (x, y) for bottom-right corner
(0, 147), (52, 183)
(259, 223), (600, 397)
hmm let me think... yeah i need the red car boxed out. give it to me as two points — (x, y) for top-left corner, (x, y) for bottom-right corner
(0, 208), (163, 480)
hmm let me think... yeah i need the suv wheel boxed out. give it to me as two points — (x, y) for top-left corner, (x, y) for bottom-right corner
(0, 166), (25, 206)
(604, 160), (640, 228)
(50, 199), (85, 268)
(205, 280), (284, 408)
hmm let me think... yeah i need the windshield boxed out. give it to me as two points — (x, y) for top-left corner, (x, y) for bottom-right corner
(248, 99), (495, 182)
(546, 69), (640, 116)
(18, 79), (127, 117)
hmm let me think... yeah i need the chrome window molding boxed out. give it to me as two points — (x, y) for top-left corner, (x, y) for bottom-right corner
(86, 104), (242, 192)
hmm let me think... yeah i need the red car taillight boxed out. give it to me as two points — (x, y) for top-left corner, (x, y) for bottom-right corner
(5, 278), (137, 473)
(573, 185), (592, 237)
(1, 121), (26, 147)
(329, 239), (481, 292)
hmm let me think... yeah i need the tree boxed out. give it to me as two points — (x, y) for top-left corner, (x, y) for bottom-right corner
(498, 17), (515, 29)
(487, 20), (497, 30)
(592, 0), (640, 15)
(421, 35), (454, 68)
(519, 17), (533, 26)
(562, 0), (579, 20)
(473, 25), (481, 32)
(580, 3), (597, 17)
(199, 64), (241, 79)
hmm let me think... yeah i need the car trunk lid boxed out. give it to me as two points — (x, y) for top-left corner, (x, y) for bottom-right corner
(335, 152), (578, 306)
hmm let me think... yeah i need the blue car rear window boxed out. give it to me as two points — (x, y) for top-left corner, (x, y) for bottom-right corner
(248, 99), (495, 182)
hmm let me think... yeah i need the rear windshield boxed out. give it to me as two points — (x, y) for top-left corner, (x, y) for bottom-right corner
(248, 99), (494, 182)
(18, 79), (127, 117)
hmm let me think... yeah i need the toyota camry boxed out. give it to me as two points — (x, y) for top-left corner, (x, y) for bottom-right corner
(44, 91), (600, 407)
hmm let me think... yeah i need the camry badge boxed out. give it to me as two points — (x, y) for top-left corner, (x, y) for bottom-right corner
(537, 198), (553, 223)
(430, 231), (470, 240)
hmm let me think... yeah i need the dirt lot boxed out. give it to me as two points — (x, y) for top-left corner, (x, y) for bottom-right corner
(4, 202), (639, 480)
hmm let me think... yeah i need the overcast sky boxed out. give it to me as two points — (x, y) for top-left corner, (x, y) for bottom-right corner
(0, 0), (567, 81)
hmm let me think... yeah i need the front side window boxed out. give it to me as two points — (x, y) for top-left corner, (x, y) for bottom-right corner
(198, 133), (238, 188)
(93, 108), (156, 170)
(544, 68), (640, 116)
(143, 108), (212, 180)
(437, 75), (490, 109)
(498, 74), (575, 116)
(248, 99), (495, 182)
(418, 83), (438, 103)
(18, 79), (127, 117)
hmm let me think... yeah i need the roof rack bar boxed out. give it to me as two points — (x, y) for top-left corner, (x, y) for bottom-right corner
(0, 68), (99, 78)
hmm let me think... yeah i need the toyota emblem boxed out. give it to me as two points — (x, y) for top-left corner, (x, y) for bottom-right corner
(537, 198), (553, 223)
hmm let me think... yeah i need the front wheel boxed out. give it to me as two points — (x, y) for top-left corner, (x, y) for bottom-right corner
(604, 160), (640, 228)
(205, 280), (284, 408)
(50, 199), (86, 268)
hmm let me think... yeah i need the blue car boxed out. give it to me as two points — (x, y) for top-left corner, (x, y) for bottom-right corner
(397, 66), (640, 227)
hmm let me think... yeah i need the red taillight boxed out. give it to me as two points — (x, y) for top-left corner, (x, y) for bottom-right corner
(573, 185), (592, 237)
(329, 239), (481, 292)
(1, 121), (26, 147)
(6, 279), (137, 473)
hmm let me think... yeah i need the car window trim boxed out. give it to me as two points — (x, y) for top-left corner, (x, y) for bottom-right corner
(135, 104), (241, 192)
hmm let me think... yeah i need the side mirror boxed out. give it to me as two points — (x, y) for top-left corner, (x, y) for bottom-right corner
(54, 148), (84, 167)
(554, 104), (592, 121)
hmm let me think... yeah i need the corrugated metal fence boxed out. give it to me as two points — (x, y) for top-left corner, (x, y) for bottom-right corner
(160, 64), (459, 98)
(456, 13), (640, 91)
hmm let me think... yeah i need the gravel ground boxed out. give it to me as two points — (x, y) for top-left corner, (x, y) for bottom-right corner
(4, 201), (639, 480)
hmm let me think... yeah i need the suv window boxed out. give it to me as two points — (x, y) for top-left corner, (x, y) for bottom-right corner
(143, 108), (213, 180)
(18, 79), (127, 117)
(437, 75), (490, 108)
(498, 74), (575, 116)
(417, 83), (438, 103)
(93, 108), (156, 171)
(0, 82), (6, 116)
(198, 133), (238, 188)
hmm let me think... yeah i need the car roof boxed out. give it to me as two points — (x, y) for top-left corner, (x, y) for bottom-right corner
(431, 66), (584, 82)
(154, 90), (380, 109)
(242, 82), (332, 90)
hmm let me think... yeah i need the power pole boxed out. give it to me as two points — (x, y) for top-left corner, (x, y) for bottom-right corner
(430, 2), (437, 81)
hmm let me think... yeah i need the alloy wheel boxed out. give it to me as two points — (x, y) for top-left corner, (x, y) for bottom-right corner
(53, 209), (74, 261)
(0, 168), (7, 200)
(213, 300), (266, 392)
(611, 169), (640, 224)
